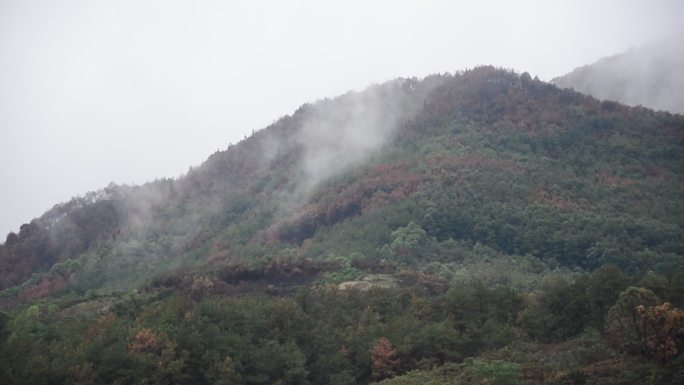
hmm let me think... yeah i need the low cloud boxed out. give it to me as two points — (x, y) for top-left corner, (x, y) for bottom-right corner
(552, 35), (684, 114)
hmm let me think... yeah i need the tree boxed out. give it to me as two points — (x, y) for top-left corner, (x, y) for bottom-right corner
(390, 222), (429, 263)
(634, 302), (684, 362)
(371, 337), (400, 380)
(521, 277), (591, 341)
(606, 287), (660, 355)
(587, 264), (628, 328)
(128, 328), (160, 354)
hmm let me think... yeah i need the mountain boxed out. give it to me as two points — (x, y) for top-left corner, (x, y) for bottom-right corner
(1, 67), (683, 385)
(552, 36), (684, 114)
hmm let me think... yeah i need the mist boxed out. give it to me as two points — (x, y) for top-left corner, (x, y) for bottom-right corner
(295, 80), (425, 196)
(552, 34), (684, 114)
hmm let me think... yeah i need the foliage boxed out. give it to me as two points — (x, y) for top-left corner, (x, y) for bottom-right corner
(606, 287), (661, 354)
(635, 302), (684, 362)
(372, 337), (401, 380)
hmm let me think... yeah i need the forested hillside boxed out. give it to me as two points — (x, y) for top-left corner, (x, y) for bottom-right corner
(1, 67), (683, 384)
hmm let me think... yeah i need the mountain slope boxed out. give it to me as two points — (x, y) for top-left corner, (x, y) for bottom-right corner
(552, 36), (684, 114)
(1, 66), (683, 299)
(1, 67), (684, 385)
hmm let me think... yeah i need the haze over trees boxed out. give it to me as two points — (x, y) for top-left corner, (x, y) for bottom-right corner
(552, 35), (684, 114)
(1, 67), (683, 384)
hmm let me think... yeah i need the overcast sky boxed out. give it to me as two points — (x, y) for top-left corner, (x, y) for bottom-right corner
(1, 0), (682, 237)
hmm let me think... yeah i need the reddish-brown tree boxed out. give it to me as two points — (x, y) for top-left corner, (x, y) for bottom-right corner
(371, 336), (400, 380)
(635, 302), (684, 362)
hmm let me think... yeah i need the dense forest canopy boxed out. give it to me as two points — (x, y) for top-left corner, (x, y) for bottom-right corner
(1, 67), (683, 384)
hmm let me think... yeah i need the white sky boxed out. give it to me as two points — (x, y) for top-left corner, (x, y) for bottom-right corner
(1, 0), (682, 237)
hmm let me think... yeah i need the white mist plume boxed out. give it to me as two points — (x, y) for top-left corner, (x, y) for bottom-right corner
(291, 79), (427, 198)
(552, 34), (684, 114)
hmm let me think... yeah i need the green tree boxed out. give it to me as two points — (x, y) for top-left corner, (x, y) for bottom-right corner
(390, 222), (429, 263)
(587, 264), (628, 328)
